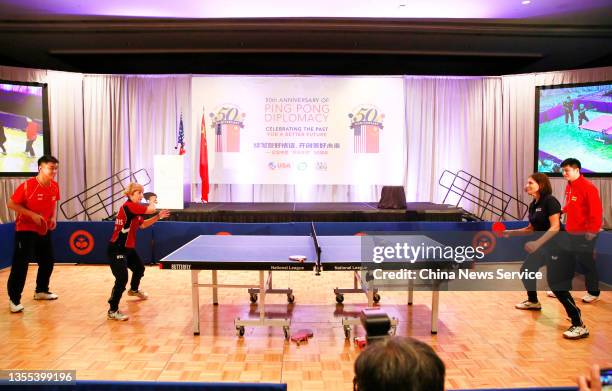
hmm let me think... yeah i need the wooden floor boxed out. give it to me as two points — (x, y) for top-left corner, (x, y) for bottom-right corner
(0, 265), (610, 391)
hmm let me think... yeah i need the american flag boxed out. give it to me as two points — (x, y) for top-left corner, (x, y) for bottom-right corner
(353, 124), (379, 153)
(175, 113), (185, 155)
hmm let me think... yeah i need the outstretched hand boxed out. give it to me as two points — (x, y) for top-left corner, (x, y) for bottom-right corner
(158, 210), (170, 220)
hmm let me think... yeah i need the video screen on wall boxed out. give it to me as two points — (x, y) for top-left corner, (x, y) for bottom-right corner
(535, 80), (612, 177)
(0, 80), (50, 177)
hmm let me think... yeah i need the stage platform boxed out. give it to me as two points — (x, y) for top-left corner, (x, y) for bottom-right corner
(167, 202), (465, 223)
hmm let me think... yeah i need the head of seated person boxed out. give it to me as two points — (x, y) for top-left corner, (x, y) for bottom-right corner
(353, 336), (445, 391)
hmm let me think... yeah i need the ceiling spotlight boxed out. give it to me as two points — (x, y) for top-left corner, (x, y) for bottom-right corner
(521, 0), (531, 4)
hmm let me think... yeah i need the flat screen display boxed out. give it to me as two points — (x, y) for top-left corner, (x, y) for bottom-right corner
(0, 80), (51, 177)
(535, 80), (611, 176)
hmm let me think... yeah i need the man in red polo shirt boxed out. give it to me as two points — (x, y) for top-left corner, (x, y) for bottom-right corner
(560, 158), (603, 305)
(7, 155), (60, 313)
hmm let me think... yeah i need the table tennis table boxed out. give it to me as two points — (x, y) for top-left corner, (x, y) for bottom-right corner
(159, 232), (458, 338)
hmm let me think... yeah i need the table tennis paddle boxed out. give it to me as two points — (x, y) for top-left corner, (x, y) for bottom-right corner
(36, 218), (48, 236)
(290, 328), (314, 345)
(289, 255), (307, 263)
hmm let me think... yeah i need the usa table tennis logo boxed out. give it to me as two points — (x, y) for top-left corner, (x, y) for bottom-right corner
(209, 105), (246, 153)
(268, 162), (290, 170)
(69, 230), (95, 256)
(348, 106), (384, 153)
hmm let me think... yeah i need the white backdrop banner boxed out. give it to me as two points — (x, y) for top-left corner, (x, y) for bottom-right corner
(192, 76), (405, 185)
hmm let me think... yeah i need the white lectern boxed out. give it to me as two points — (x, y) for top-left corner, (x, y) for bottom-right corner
(153, 155), (184, 209)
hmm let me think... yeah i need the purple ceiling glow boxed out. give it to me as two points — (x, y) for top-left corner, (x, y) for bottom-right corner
(1, 0), (610, 19)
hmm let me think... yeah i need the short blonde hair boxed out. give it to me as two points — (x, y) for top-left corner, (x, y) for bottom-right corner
(123, 182), (144, 196)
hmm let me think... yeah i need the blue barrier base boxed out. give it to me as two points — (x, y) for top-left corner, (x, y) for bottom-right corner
(0, 221), (610, 285)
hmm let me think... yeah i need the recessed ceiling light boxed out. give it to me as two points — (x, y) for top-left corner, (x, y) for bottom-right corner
(522, 0), (531, 4)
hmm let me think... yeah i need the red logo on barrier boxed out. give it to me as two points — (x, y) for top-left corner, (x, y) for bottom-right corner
(216, 231), (232, 235)
(472, 231), (496, 255)
(69, 230), (95, 256)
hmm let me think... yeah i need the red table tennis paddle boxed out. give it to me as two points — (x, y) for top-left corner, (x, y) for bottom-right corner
(36, 218), (48, 236)
(290, 328), (314, 345)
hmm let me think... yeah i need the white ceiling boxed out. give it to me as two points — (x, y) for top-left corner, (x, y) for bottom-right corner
(0, 0), (610, 20)
(0, 0), (609, 75)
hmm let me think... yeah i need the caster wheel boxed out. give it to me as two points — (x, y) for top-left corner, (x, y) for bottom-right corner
(249, 293), (258, 303)
(373, 293), (381, 303)
(335, 294), (344, 304)
(287, 294), (295, 303)
(343, 325), (351, 339)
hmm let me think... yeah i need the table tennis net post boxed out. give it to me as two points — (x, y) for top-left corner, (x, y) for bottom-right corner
(310, 222), (322, 275)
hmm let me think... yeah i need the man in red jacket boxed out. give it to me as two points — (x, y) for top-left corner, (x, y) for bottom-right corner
(547, 158), (603, 340)
(561, 158), (603, 301)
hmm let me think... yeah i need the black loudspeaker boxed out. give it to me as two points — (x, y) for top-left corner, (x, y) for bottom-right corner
(378, 186), (407, 209)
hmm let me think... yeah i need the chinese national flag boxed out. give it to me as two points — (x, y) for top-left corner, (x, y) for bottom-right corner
(199, 111), (209, 202)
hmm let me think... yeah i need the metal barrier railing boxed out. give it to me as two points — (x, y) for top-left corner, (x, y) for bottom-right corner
(438, 169), (528, 221)
(60, 168), (151, 221)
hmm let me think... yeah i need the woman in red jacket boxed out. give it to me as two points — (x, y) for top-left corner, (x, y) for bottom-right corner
(107, 183), (169, 321)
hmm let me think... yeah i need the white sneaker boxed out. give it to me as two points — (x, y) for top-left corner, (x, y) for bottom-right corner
(107, 310), (129, 321)
(582, 293), (600, 303)
(33, 292), (58, 300)
(127, 290), (148, 299)
(546, 291), (556, 298)
(562, 324), (589, 339)
(9, 300), (24, 313)
(515, 300), (542, 310)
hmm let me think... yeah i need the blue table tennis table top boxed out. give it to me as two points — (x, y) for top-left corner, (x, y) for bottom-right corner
(159, 234), (459, 271)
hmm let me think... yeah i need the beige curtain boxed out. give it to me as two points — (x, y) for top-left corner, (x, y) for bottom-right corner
(81, 74), (191, 220)
(47, 70), (86, 220)
(403, 76), (501, 214)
